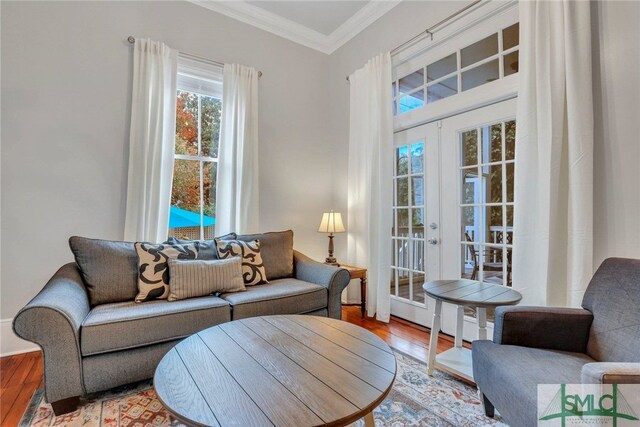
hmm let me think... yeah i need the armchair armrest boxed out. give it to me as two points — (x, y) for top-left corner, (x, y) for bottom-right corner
(13, 263), (90, 403)
(293, 251), (351, 319)
(493, 306), (593, 353)
(582, 363), (640, 384)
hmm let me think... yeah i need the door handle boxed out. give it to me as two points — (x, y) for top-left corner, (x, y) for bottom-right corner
(428, 238), (439, 245)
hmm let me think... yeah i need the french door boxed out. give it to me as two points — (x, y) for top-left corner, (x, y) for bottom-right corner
(391, 98), (517, 341)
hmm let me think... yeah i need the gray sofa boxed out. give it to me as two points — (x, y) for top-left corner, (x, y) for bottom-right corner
(13, 231), (351, 415)
(473, 258), (640, 427)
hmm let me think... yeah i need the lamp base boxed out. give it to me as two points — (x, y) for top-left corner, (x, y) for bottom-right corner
(325, 257), (338, 266)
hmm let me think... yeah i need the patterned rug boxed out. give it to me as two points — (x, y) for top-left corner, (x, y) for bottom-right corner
(20, 350), (507, 426)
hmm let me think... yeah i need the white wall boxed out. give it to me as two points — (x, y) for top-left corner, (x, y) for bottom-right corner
(591, 0), (640, 267)
(0, 0), (332, 354)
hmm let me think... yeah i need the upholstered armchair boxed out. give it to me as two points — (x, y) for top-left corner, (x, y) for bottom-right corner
(472, 258), (640, 427)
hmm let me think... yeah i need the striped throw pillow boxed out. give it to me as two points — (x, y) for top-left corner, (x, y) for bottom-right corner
(167, 257), (245, 301)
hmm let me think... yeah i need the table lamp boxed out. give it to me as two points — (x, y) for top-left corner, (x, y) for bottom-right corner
(317, 211), (345, 265)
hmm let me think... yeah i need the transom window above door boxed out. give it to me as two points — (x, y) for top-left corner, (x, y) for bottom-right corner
(393, 23), (519, 115)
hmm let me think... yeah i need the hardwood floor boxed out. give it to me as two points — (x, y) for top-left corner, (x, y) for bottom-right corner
(0, 306), (467, 426)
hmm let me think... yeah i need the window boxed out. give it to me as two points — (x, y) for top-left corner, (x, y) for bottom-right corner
(393, 22), (519, 115)
(169, 57), (223, 240)
(460, 119), (515, 287)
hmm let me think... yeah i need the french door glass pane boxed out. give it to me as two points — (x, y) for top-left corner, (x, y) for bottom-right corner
(396, 147), (409, 175)
(461, 130), (478, 166)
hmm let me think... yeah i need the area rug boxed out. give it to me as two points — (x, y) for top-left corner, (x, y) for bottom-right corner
(20, 350), (507, 426)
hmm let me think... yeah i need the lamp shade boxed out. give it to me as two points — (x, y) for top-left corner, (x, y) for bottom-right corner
(318, 211), (345, 233)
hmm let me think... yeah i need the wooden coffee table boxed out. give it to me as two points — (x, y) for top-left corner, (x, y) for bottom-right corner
(154, 315), (397, 427)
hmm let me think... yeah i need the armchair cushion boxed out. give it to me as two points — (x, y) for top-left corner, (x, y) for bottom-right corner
(493, 306), (593, 353)
(473, 340), (595, 427)
(237, 230), (294, 280)
(581, 362), (640, 384)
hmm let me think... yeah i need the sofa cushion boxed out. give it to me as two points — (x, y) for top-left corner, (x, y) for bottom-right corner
(220, 278), (326, 320)
(472, 340), (595, 427)
(81, 296), (230, 356)
(215, 239), (268, 286)
(581, 258), (640, 362)
(165, 233), (236, 260)
(167, 257), (245, 301)
(134, 242), (198, 302)
(69, 236), (139, 307)
(237, 230), (294, 280)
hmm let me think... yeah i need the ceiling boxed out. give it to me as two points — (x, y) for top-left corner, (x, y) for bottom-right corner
(190, 0), (402, 54)
(246, 1), (369, 35)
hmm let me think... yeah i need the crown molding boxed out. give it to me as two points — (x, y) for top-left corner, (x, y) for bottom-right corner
(189, 1), (401, 55)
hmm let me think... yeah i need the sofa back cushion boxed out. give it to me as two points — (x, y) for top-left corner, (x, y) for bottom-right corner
(237, 230), (294, 280)
(582, 258), (640, 362)
(69, 236), (139, 306)
(165, 233), (236, 260)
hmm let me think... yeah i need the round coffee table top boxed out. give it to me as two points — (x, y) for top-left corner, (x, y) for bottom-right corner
(423, 279), (522, 307)
(154, 315), (397, 427)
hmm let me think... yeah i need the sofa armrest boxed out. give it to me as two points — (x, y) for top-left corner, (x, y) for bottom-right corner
(582, 363), (640, 384)
(493, 306), (593, 353)
(293, 251), (351, 319)
(13, 263), (90, 402)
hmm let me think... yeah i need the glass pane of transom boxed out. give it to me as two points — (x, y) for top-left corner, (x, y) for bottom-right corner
(399, 91), (424, 113)
(399, 69), (424, 94)
(462, 59), (499, 91)
(427, 76), (457, 103)
(427, 53), (457, 81)
(503, 50), (519, 77)
(503, 23), (519, 50)
(461, 33), (498, 68)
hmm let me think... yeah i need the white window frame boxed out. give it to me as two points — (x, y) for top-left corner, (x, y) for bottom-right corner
(172, 56), (223, 239)
(392, 0), (519, 132)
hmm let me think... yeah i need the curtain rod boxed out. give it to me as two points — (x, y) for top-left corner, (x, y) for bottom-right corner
(127, 36), (262, 78)
(346, 0), (482, 82)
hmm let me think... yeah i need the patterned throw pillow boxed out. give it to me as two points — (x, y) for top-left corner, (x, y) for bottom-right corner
(135, 242), (198, 302)
(214, 239), (268, 286)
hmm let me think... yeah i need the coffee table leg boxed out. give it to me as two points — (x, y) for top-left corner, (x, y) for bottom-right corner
(455, 305), (464, 348)
(477, 307), (487, 340)
(364, 411), (375, 427)
(428, 299), (442, 375)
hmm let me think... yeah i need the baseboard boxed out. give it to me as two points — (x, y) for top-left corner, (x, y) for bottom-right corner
(1, 318), (39, 357)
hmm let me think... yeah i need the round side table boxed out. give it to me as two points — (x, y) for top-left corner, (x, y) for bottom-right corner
(423, 279), (522, 381)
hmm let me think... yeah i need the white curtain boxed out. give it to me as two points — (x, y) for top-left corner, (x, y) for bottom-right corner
(124, 38), (177, 243)
(215, 64), (259, 235)
(512, 1), (594, 307)
(347, 53), (394, 322)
